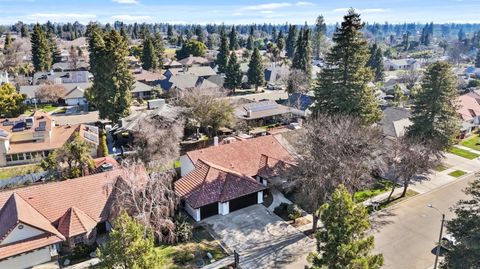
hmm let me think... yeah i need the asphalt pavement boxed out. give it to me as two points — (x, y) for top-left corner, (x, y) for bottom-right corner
(372, 173), (474, 269)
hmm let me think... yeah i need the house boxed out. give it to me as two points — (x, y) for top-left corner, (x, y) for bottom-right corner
(33, 71), (91, 85)
(234, 100), (299, 127)
(264, 66), (290, 87)
(132, 69), (166, 86)
(0, 111), (98, 167)
(0, 160), (144, 269)
(457, 94), (480, 136)
(177, 135), (296, 221)
(378, 107), (412, 140)
(52, 61), (89, 72)
(177, 55), (211, 67)
(19, 83), (91, 105)
(285, 93), (313, 116)
(162, 59), (183, 69)
(384, 59), (420, 71)
(132, 81), (154, 99)
(164, 66), (216, 79)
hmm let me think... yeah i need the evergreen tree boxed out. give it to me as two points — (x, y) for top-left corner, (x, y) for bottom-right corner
(406, 61), (460, 150)
(97, 210), (158, 269)
(229, 26), (239, 50)
(141, 36), (158, 70)
(366, 43), (384, 82)
(292, 28), (312, 77)
(4, 33), (12, 51)
(87, 26), (134, 123)
(175, 40), (207, 59)
(152, 33), (164, 69)
(21, 24), (29, 38)
(277, 30), (285, 51)
(247, 47), (265, 91)
(442, 177), (480, 268)
(313, 15), (327, 60)
(224, 51), (242, 93)
(286, 25), (297, 59)
(0, 83), (26, 117)
(246, 26), (254, 50)
(31, 23), (52, 72)
(308, 185), (384, 269)
(475, 49), (480, 68)
(313, 9), (382, 124)
(50, 36), (62, 65)
(217, 29), (229, 74)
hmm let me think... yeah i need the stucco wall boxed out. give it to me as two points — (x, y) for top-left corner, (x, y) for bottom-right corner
(1, 224), (44, 245)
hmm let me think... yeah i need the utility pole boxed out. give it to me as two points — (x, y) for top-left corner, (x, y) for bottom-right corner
(433, 213), (446, 269)
(234, 250), (239, 268)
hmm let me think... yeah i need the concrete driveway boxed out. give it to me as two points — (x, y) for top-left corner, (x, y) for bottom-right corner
(201, 204), (315, 269)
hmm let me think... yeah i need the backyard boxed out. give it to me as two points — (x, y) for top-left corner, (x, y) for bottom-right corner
(0, 164), (43, 180)
(155, 227), (227, 269)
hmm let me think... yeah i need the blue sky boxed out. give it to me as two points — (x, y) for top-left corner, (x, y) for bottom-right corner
(0, 0), (479, 25)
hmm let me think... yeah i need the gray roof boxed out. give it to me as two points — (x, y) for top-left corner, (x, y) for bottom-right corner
(265, 66), (290, 84)
(33, 71), (91, 84)
(161, 74), (199, 91)
(379, 107), (412, 138)
(235, 100), (292, 120)
(64, 86), (86, 99)
(205, 75), (224, 87)
(52, 61), (89, 71)
(131, 81), (153, 93)
(19, 82), (91, 99)
(165, 66), (216, 77)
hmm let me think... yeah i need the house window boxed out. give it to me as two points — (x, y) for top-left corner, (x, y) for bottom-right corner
(6, 155), (12, 162)
(25, 152), (32, 160)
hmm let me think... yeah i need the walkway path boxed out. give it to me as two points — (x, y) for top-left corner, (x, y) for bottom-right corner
(454, 144), (480, 155)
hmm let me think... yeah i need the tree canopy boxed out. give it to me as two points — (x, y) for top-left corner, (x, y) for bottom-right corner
(313, 9), (382, 125)
(224, 51), (242, 92)
(217, 30), (229, 74)
(0, 83), (26, 118)
(31, 23), (52, 72)
(175, 39), (207, 59)
(247, 47), (265, 91)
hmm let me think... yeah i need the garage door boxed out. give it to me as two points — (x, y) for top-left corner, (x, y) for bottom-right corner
(200, 202), (218, 219)
(229, 192), (258, 212)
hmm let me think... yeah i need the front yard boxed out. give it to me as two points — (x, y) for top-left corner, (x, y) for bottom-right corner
(354, 180), (393, 203)
(448, 147), (480, 160)
(155, 227), (227, 269)
(460, 134), (480, 151)
(23, 104), (62, 115)
(448, 170), (467, 178)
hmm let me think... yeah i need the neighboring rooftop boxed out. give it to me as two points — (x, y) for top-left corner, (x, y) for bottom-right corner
(379, 107), (412, 138)
(235, 100), (293, 120)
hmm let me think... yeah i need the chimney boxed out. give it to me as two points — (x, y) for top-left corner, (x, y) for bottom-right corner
(213, 136), (219, 146)
(246, 109), (252, 118)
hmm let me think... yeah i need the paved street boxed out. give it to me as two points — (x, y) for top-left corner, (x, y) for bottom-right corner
(372, 173), (474, 269)
(201, 204), (315, 269)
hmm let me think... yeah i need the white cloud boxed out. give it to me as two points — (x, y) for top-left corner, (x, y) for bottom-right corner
(111, 15), (152, 21)
(112, 0), (139, 4)
(260, 10), (275, 14)
(242, 2), (292, 11)
(28, 13), (97, 19)
(295, 1), (314, 7)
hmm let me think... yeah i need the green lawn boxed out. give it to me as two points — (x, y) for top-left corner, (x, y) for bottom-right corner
(460, 135), (480, 151)
(448, 147), (480, 160)
(23, 104), (62, 115)
(367, 189), (419, 213)
(354, 180), (393, 203)
(0, 164), (43, 180)
(435, 163), (451, 172)
(155, 227), (226, 269)
(448, 170), (467, 178)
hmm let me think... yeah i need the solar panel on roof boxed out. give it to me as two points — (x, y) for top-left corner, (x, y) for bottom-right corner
(35, 121), (47, 132)
(248, 103), (278, 112)
(2, 121), (13, 126)
(12, 121), (26, 132)
(0, 130), (7, 137)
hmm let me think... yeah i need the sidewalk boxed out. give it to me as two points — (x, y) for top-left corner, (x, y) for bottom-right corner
(453, 144), (480, 155)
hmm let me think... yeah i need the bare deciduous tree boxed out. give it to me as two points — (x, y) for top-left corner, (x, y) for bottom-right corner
(177, 87), (235, 137)
(284, 69), (310, 109)
(111, 162), (180, 244)
(380, 137), (442, 202)
(35, 83), (67, 103)
(399, 69), (422, 90)
(291, 114), (383, 232)
(0, 38), (30, 73)
(128, 107), (185, 171)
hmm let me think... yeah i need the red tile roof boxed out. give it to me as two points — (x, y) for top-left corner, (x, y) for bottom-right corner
(458, 94), (480, 121)
(175, 160), (266, 208)
(186, 135), (296, 177)
(57, 207), (98, 238)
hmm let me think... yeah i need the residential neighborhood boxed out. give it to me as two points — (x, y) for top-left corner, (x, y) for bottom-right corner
(0, 1), (479, 269)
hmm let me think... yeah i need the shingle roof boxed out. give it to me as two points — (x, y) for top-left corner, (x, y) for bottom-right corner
(57, 206), (98, 238)
(178, 56), (210, 66)
(458, 94), (480, 121)
(186, 135), (296, 177)
(175, 159), (266, 208)
(379, 107), (412, 138)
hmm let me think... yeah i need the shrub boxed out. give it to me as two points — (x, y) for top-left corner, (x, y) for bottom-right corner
(273, 202), (289, 216)
(175, 215), (193, 243)
(72, 243), (91, 259)
(287, 204), (302, 222)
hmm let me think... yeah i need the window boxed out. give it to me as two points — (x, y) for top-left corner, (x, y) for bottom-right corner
(25, 152), (32, 160)
(11, 154), (18, 161)
(17, 154), (25, 161)
(6, 155), (12, 162)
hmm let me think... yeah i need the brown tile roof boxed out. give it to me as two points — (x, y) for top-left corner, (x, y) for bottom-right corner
(0, 111), (54, 141)
(175, 160), (266, 208)
(0, 193), (65, 243)
(186, 135), (296, 177)
(0, 234), (63, 260)
(57, 207), (97, 238)
(257, 154), (296, 178)
(133, 70), (166, 82)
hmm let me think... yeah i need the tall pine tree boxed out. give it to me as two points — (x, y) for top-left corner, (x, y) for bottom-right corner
(217, 29), (229, 74)
(229, 26), (239, 50)
(308, 185), (384, 269)
(292, 28), (312, 77)
(87, 26), (133, 123)
(286, 25), (297, 59)
(406, 61), (460, 150)
(277, 30), (285, 52)
(313, 15), (327, 60)
(247, 47), (265, 91)
(141, 36), (158, 70)
(313, 9), (382, 125)
(31, 24), (52, 72)
(246, 26), (254, 50)
(224, 52), (242, 93)
(366, 43), (384, 82)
